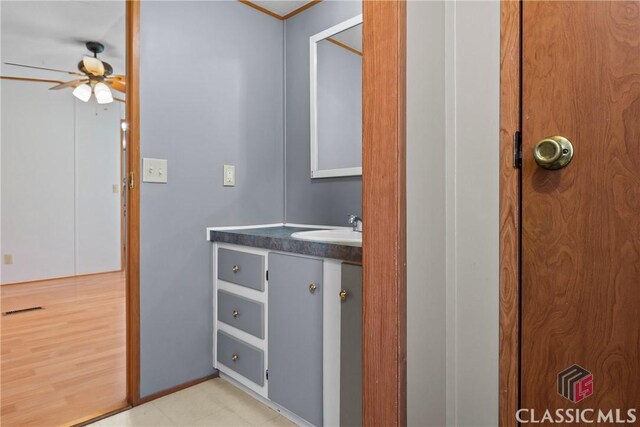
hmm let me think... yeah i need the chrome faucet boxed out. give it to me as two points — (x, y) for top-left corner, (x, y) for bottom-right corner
(348, 214), (362, 232)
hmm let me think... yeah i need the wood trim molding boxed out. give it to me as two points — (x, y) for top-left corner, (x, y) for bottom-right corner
(0, 270), (123, 287)
(73, 403), (132, 427)
(0, 76), (64, 85)
(326, 37), (362, 56)
(136, 373), (219, 405)
(238, 0), (283, 20)
(362, 1), (406, 426)
(238, 0), (322, 21)
(282, 0), (322, 20)
(126, 0), (142, 407)
(499, 0), (521, 425)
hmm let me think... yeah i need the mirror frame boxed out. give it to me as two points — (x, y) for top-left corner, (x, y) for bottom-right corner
(309, 14), (363, 179)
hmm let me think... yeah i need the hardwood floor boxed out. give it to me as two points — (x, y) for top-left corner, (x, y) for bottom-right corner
(1, 271), (127, 427)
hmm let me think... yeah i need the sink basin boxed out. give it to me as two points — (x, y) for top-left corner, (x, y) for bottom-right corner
(291, 229), (362, 247)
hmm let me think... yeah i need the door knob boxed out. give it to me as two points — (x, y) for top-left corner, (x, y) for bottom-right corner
(533, 136), (573, 170)
(309, 283), (317, 294)
(231, 353), (239, 363)
(232, 309), (239, 318)
(339, 290), (347, 301)
(232, 265), (239, 273)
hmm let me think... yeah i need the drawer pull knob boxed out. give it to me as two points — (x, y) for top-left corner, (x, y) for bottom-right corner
(339, 290), (348, 301)
(231, 353), (239, 363)
(232, 309), (239, 318)
(309, 283), (317, 294)
(232, 265), (240, 273)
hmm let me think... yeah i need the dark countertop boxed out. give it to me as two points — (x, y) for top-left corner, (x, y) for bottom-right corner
(208, 226), (362, 264)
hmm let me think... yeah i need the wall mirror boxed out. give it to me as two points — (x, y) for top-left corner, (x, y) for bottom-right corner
(310, 15), (362, 179)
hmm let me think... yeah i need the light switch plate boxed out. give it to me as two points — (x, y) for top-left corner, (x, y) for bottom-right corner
(143, 158), (168, 183)
(223, 165), (235, 187)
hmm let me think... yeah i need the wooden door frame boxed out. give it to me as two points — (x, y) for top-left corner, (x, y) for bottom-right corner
(125, 0), (141, 407)
(499, 0), (521, 426)
(362, 1), (407, 425)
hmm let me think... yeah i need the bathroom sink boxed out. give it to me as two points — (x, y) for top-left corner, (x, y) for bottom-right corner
(291, 229), (362, 247)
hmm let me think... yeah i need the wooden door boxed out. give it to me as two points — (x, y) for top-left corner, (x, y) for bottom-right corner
(521, 0), (640, 417)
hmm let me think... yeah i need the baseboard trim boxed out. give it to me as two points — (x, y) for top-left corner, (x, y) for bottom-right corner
(136, 372), (219, 405)
(1, 269), (124, 287)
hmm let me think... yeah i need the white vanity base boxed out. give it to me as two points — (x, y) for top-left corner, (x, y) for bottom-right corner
(211, 236), (347, 427)
(220, 373), (312, 426)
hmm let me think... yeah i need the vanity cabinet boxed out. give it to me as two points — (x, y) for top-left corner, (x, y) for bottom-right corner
(218, 248), (265, 291)
(217, 330), (264, 386)
(268, 253), (324, 427)
(210, 232), (362, 427)
(214, 245), (268, 397)
(339, 263), (362, 427)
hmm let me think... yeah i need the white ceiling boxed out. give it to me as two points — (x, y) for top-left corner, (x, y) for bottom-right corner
(252, 0), (314, 17)
(1, 1), (126, 80)
(331, 23), (362, 52)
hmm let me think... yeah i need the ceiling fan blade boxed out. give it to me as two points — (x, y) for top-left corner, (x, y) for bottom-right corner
(49, 79), (89, 90)
(3, 62), (84, 76)
(82, 56), (105, 76)
(104, 75), (125, 93)
(1, 75), (63, 85)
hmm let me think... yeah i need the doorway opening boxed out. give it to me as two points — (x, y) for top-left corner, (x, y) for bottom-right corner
(0, 0), (138, 424)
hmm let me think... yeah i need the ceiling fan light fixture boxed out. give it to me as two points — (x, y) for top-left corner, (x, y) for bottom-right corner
(72, 83), (92, 102)
(94, 82), (113, 104)
(82, 55), (105, 76)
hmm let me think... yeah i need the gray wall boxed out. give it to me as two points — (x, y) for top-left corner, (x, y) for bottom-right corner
(139, 1), (284, 397)
(284, 0), (362, 226)
(406, 1), (447, 425)
(406, 1), (499, 425)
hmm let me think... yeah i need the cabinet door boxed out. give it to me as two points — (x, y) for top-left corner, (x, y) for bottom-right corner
(268, 253), (323, 426)
(340, 263), (362, 427)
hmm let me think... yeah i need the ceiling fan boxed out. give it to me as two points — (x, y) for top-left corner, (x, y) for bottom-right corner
(4, 41), (125, 104)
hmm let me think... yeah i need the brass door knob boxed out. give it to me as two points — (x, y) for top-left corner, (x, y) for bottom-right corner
(231, 353), (239, 363)
(232, 265), (239, 273)
(309, 283), (317, 294)
(533, 136), (574, 170)
(339, 290), (347, 301)
(232, 309), (239, 318)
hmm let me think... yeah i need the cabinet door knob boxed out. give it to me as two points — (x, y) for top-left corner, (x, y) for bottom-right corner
(232, 265), (239, 273)
(339, 290), (347, 301)
(231, 353), (239, 363)
(309, 283), (317, 294)
(232, 309), (239, 318)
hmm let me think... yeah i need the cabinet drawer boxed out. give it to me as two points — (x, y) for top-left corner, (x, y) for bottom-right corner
(218, 290), (264, 339)
(217, 330), (264, 386)
(218, 248), (265, 291)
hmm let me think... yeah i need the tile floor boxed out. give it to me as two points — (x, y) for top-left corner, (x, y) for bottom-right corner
(89, 378), (297, 427)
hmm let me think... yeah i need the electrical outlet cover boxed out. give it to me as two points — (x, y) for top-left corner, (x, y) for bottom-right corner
(223, 165), (235, 187)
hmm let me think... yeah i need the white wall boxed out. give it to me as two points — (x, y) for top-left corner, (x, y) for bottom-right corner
(1, 80), (122, 284)
(1, 81), (77, 283)
(407, 1), (500, 425)
(446, 2), (500, 425)
(407, 1), (447, 425)
(76, 100), (123, 275)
